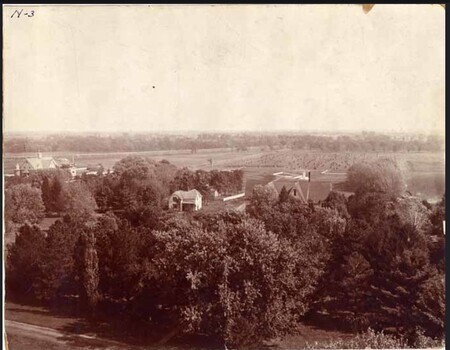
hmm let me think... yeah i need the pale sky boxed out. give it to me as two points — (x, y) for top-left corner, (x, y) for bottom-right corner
(3, 4), (445, 134)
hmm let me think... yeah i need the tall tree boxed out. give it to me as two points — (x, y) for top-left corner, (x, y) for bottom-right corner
(75, 230), (100, 310)
(95, 220), (143, 301)
(51, 176), (65, 214)
(35, 218), (81, 300)
(6, 224), (46, 296)
(41, 176), (52, 212)
(278, 185), (290, 203)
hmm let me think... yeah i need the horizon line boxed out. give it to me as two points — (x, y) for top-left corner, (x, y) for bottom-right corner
(4, 129), (445, 136)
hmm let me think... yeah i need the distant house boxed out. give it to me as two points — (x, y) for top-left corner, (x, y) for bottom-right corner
(17, 153), (58, 176)
(69, 166), (88, 178)
(169, 189), (203, 211)
(14, 153), (105, 179)
(267, 178), (333, 204)
(68, 164), (104, 178)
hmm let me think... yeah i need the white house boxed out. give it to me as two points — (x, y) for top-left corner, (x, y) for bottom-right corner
(169, 189), (203, 212)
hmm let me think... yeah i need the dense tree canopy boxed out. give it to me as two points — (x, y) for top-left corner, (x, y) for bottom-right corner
(347, 158), (406, 198)
(5, 184), (45, 235)
(170, 168), (244, 196)
(139, 214), (329, 347)
(62, 182), (98, 220)
(5, 156), (445, 347)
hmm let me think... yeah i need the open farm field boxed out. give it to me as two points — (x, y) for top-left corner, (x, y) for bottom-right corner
(407, 172), (445, 203)
(227, 150), (444, 202)
(4, 148), (444, 201)
(3, 147), (272, 175)
(224, 150), (445, 172)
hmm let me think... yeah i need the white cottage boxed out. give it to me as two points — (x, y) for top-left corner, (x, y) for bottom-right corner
(169, 189), (203, 212)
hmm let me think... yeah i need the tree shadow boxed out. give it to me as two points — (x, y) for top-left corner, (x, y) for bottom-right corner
(301, 310), (358, 334)
(7, 294), (222, 350)
(6, 292), (84, 319)
(6, 307), (51, 317)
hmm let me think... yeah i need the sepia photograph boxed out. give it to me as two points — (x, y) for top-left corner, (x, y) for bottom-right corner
(2, 4), (445, 350)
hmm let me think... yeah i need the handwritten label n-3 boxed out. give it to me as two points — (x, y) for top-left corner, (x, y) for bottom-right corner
(10, 9), (35, 19)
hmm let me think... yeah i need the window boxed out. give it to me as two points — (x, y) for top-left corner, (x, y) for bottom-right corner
(293, 189), (297, 196)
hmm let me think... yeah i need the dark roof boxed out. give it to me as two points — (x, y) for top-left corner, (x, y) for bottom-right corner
(268, 178), (332, 203)
(297, 181), (332, 203)
(270, 178), (298, 194)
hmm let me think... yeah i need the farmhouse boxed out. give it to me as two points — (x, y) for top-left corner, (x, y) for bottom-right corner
(267, 177), (332, 204)
(169, 189), (203, 212)
(69, 166), (89, 178)
(16, 153), (58, 176)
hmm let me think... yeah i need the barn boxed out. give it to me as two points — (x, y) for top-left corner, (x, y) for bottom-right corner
(169, 189), (203, 212)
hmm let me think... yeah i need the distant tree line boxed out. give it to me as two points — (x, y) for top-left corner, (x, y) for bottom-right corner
(5, 157), (445, 348)
(4, 132), (444, 153)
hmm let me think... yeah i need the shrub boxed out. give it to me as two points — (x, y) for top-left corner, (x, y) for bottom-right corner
(305, 328), (443, 349)
(305, 328), (407, 349)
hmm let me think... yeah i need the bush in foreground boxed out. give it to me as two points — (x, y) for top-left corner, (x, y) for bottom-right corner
(305, 328), (443, 349)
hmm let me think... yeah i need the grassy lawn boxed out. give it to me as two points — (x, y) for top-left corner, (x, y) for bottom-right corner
(5, 300), (83, 331)
(6, 332), (71, 350)
(270, 323), (352, 349)
(200, 198), (246, 214)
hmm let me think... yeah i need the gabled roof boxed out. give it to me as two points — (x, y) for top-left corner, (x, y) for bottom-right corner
(22, 157), (56, 170)
(269, 178), (298, 194)
(268, 178), (332, 203)
(172, 189), (202, 201)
